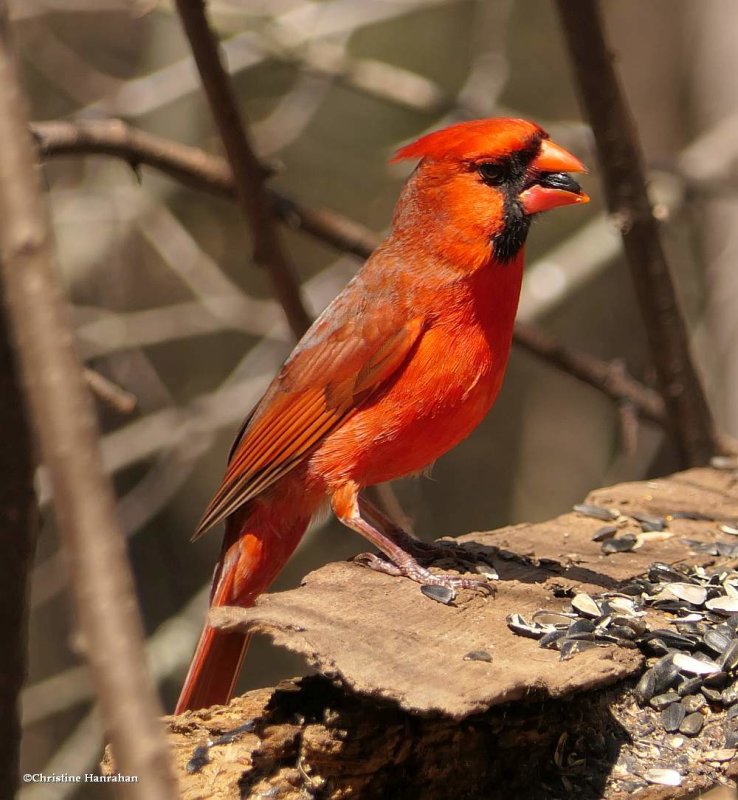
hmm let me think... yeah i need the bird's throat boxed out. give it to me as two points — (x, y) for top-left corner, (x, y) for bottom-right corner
(491, 194), (530, 263)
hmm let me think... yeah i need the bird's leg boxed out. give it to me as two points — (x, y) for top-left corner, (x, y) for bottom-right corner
(358, 495), (475, 566)
(334, 484), (488, 591)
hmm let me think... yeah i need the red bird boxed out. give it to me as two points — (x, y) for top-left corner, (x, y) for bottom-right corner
(176, 118), (588, 712)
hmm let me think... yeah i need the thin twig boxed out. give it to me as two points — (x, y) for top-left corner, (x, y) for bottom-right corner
(0, 7), (176, 798)
(84, 367), (137, 414)
(555, 0), (718, 465)
(173, 0), (311, 338)
(0, 280), (36, 799)
(33, 119), (671, 430)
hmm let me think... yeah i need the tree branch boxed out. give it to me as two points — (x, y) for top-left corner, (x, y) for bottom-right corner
(0, 7), (176, 798)
(173, 0), (311, 338)
(84, 367), (137, 414)
(32, 119), (383, 259)
(0, 275), (36, 800)
(555, 0), (717, 466)
(33, 119), (673, 434)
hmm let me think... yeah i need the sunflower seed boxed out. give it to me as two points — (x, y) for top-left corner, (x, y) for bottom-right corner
(650, 691), (680, 711)
(636, 531), (673, 546)
(694, 649), (720, 663)
(566, 631), (597, 643)
(620, 580), (653, 597)
(704, 671), (730, 689)
(718, 640), (738, 671)
(574, 503), (619, 521)
(666, 583), (707, 606)
(532, 610), (575, 627)
(725, 615), (738, 634)
(717, 542), (738, 557)
(602, 534), (637, 554)
(721, 684), (738, 705)
(634, 669), (657, 704)
(540, 630), (567, 650)
(652, 562), (693, 582)
(568, 618), (596, 636)
(651, 599), (693, 614)
(720, 524), (738, 536)
(421, 584), (455, 604)
(571, 593), (601, 618)
(463, 650), (492, 662)
(661, 701), (686, 732)
(681, 693), (706, 713)
(704, 629), (733, 655)
(684, 540), (719, 556)
(673, 653), (721, 675)
(671, 510), (714, 521)
(642, 768), (681, 786)
(677, 676), (703, 697)
(609, 625), (638, 641)
(602, 597), (640, 616)
(559, 638), (599, 660)
(653, 660), (680, 694)
(702, 686), (723, 703)
(632, 512), (666, 531)
(506, 614), (544, 639)
(640, 629), (698, 649)
(642, 638), (671, 656)
(612, 615), (648, 635)
(679, 712), (704, 736)
(702, 672), (738, 699)
(707, 597), (738, 615)
(703, 749), (738, 762)
(674, 614), (705, 625)
(473, 564), (500, 581)
(593, 524), (618, 542)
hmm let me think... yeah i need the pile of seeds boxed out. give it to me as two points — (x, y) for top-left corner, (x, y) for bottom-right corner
(507, 559), (738, 743)
(573, 501), (738, 556)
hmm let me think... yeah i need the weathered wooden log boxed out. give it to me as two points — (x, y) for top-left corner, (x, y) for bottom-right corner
(108, 467), (738, 798)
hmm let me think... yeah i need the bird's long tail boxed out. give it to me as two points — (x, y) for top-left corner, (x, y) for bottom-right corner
(175, 503), (311, 713)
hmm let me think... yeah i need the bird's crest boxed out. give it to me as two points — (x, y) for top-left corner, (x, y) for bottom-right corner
(391, 118), (545, 164)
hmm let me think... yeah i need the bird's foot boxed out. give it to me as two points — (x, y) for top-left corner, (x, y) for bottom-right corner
(354, 551), (494, 594)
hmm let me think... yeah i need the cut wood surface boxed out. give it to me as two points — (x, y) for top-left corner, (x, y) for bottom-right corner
(143, 467), (738, 798)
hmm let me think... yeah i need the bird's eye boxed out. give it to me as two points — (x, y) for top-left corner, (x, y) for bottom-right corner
(477, 161), (507, 186)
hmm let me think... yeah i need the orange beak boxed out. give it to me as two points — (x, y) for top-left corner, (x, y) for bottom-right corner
(519, 139), (589, 215)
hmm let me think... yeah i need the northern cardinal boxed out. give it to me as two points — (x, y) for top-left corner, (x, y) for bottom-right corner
(176, 118), (588, 712)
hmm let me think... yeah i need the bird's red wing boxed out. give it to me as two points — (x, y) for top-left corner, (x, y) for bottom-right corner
(192, 312), (424, 539)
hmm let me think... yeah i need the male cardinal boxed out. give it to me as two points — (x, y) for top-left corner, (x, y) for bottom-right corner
(176, 118), (588, 712)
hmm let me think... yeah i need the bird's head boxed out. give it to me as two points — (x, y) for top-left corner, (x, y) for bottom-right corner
(391, 118), (588, 270)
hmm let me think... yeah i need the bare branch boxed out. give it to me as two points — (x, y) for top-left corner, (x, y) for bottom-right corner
(33, 119), (381, 259)
(0, 277), (35, 800)
(0, 7), (176, 797)
(83, 367), (137, 414)
(173, 0), (311, 338)
(555, 0), (718, 465)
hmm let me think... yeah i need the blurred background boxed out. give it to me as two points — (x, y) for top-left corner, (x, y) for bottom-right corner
(14, 0), (738, 796)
